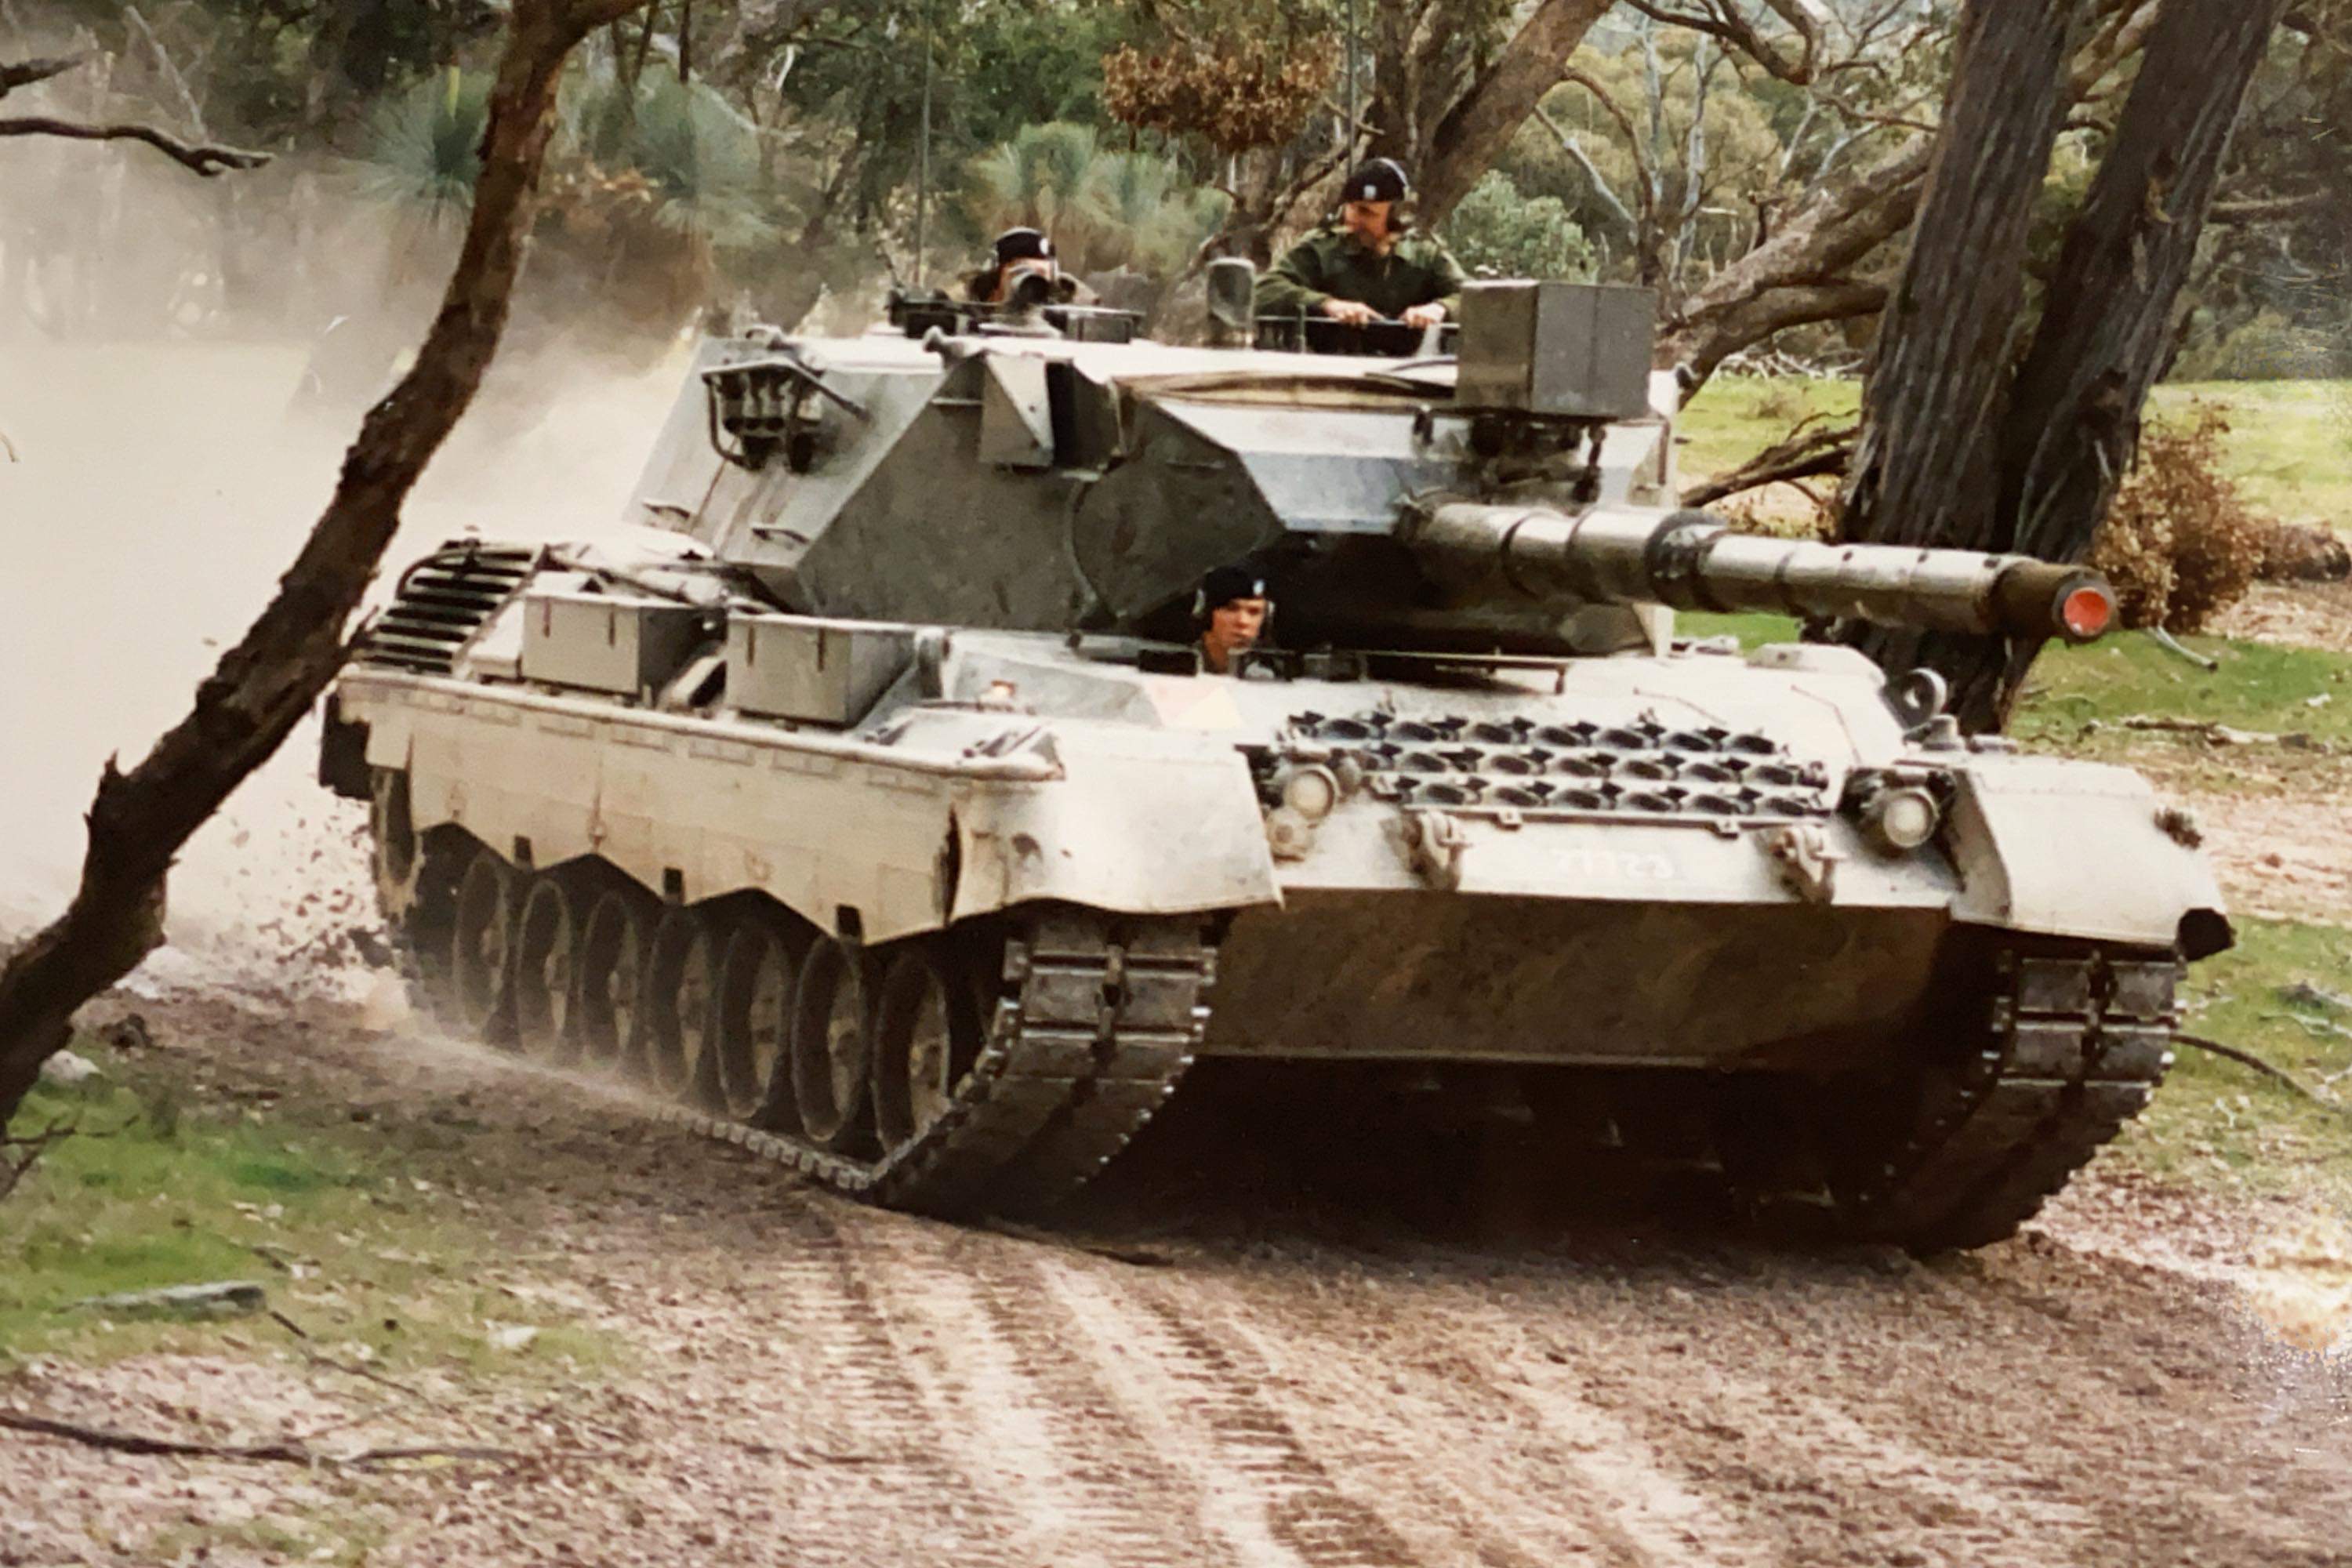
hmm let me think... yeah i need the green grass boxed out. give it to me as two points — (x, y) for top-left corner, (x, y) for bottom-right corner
(0, 1037), (618, 1377)
(1680, 614), (2352, 760)
(2010, 631), (2352, 746)
(1677, 376), (2352, 526)
(2151, 379), (2352, 522)
(1673, 377), (1859, 485)
(2122, 918), (2352, 1207)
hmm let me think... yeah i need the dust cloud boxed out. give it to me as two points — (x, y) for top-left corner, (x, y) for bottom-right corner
(0, 260), (691, 997)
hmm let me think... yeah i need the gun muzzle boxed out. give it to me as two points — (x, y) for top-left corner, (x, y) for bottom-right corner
(1411, 503), (2117, 643)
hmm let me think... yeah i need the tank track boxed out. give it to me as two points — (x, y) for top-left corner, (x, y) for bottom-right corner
(1728, 942), (2179, 1252)
(655, 913), (1214, 1214)
(381, 829), (1214, 1218)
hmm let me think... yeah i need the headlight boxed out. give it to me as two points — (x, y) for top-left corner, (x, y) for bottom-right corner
(1277, 764), (1340, 822)
(1864, 786), (1940, 851)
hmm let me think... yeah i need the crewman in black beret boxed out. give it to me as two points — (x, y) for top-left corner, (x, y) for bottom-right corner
(1196, 564), (1271, 675)
(1254, 158), (1466, 329)
(967, 226), (1061, 304)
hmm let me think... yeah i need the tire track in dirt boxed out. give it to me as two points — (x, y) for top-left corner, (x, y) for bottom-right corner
(756, 1200), (1023, 1567)
(1164, 1262), (1759, 1567)
(1046, 1258), (1514, 1568)
(835, 1217), (1203, 1568)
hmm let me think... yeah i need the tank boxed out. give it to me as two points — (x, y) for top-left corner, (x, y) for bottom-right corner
(320, 278), (2230, 1251)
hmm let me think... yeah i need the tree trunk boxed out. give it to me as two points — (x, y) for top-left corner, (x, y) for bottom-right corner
(1413, 0), (1617, 224)
(1838, 2), (2078, 558)
(0, 0), (652, 1132)
(1838, 0), (2287, 731)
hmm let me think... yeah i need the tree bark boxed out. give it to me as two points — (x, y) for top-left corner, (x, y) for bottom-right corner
(1412, 0), (1617, 224)
(1653, 3), (2176, 397)
(1838, 0), (2288, 731)
(0, 0), (652, 1131)
(1838, 2), (2077, 559)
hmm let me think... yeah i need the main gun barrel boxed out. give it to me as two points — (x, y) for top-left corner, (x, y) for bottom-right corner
(1412, 503), (2117, 644)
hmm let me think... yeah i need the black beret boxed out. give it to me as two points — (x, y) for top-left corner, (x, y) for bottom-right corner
(1200, 564), (1269, 611)
(1342, 158), (1409, 205)
(992, 227), (1054, 266)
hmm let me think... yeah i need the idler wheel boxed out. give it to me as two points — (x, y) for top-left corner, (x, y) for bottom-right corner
(715, 914), (811, 1126)
(789, 938), (875, 1152)
(871, 945), (985, 1151)
(512, 876), (581, 1063)
(644, 906), (724, 1105)
(448, 848), (519, 1044)
(575, 888), (656, 1076)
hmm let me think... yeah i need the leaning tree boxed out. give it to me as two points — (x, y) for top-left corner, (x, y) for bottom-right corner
(0, 0), (656, 1130)
(1834, 0), (2290, 731)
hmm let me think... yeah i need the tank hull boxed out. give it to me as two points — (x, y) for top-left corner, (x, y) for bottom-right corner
(1204, 894), (1947, 1070)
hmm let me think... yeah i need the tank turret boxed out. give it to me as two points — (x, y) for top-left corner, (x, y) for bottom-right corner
(633, 279), (2117, 660)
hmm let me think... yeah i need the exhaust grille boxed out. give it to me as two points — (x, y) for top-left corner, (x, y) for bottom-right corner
(358, 542), (536, 674)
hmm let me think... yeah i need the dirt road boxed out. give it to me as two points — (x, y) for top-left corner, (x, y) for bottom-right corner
(5, 992), (2347, 1567)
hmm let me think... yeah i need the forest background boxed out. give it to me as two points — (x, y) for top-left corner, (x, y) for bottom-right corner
(3, 0), (2346, 411)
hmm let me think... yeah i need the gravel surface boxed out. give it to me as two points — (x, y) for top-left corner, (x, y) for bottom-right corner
(5, 992), (2347, 1568)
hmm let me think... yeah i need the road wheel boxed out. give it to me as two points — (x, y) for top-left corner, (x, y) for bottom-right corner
(512, 876), (582, 1063)
(644, 907), (723, 1105)
(871, 943), (985, 1152)
(575, 887), (656, 1076)
(789, 938), (873, 1152)
(716, 913), (811, 1126)
(448, 848), (519, 1043)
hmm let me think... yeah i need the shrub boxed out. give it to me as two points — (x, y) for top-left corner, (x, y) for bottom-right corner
(1443, 171), (1594, 282)
(2170, 309), (2352, 381)
(1751, 379), (1810, 424)
(2088, 403), (2268, 632)
(2255, 520), (2352, 583)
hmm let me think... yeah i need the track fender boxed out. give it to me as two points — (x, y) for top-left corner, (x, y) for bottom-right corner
(1945, 757), (2228, 953)
(953, 726), (1279, 920)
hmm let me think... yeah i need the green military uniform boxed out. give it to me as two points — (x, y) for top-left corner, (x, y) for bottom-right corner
(1254, 223), (1468, 322)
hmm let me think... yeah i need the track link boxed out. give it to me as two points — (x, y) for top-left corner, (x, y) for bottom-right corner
(1733, 941), (2180, 1252)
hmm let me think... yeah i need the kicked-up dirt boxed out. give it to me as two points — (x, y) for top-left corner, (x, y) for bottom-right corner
(3, 989), (2347, 1568)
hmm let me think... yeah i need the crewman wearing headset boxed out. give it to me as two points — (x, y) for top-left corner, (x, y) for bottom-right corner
(1254, 158), (1466, 329)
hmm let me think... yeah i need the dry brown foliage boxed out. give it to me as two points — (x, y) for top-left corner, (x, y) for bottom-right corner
(2087, 403), (2269, 633)
(1102, 43), (1334, 154)
(2256, 520), (2352, 583)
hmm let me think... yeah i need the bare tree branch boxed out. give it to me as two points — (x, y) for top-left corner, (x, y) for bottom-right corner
(0, 0), (656, 1127)
(123, 5), (209, 140)
(2175, 1034), (2352, 1119)
(1619, 0), (1828, 85)
(1530, 100), (1636, 236)
(0, 53), (83, 100)
(0, 116), (267, 176)
(1682, 417), (1859, 507)
(0, 1410), (586, 1470)
(1413, 0), (1619, 223)
(0, 1118), (73, 1202)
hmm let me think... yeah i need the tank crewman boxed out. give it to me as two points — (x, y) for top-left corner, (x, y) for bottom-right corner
(1254, 158), (1466, 329)
(1196, 564), (1271, 674)
(966, 226), (1096, 309)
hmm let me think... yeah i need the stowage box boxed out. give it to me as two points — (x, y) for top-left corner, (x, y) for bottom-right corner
(728, 613), (917, 725)
(1454, 281), (1655, 422)
(519, 590), (704, 699)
